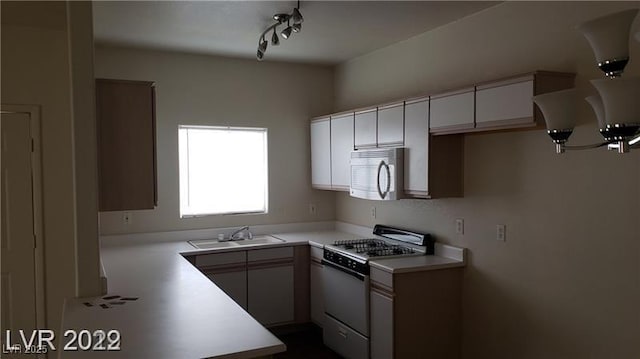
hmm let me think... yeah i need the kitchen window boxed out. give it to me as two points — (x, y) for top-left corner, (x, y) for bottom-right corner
(178, 125), (268, 217)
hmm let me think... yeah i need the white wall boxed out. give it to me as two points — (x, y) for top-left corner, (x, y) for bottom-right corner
(95, 46), (336, 235)
(334, 2), (640, 358)
(1, 0), (102, 332)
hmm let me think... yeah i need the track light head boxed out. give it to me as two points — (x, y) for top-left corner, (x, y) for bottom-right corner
(271, 29), (280, 45)
(292, 7), (303, 24)
(257, 49), (264, 61)
(292, 22), (302, 33)
(281, 26), (293, 39)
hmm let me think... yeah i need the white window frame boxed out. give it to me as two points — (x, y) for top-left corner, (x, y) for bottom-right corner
(178, 125), (269, 218)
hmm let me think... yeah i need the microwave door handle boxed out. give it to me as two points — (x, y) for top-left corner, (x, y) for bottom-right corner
(377, 161), (389, 200)
(384, 162), (391, 195)
(377, 161), (384, 199)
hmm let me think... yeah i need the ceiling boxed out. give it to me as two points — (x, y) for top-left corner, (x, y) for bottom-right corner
(93, 1), (500, 65)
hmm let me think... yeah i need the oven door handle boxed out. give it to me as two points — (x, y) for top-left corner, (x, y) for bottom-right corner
(321, 259), (367, 281)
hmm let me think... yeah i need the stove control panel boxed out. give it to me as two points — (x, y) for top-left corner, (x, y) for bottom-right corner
(323, 249), (370, 275)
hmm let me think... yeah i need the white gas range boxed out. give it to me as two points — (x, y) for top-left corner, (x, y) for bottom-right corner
(321, 225), (434, 359)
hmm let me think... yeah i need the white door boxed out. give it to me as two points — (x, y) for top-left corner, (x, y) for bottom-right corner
(1, 112), (39, 339)
(310, 118), (331, 189)
(330, 113), (354, 190)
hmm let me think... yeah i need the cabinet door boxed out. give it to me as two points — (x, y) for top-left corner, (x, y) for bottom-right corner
(354, 108), (377, 149)
(248, 265), (294, 326)
(377, 103), (404, 147)
(310, 259), (324, 326)
(370, 288), (394, 359)
(330, 113), (354, 190)
(310, 118), (331, 189)
(475, 76), (534, 129)
(404, 98), (429, 197)
(96, 79), (157, 211)
(207, 271), (247, 309)
(429, 87), (475, 134)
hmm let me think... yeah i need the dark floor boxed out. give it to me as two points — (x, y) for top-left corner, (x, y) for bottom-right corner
(273, 327), (343, 359)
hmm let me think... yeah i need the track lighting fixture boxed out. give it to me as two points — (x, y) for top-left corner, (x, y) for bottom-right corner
(532, 8), (640, 154)
(256, 1), (304, 60)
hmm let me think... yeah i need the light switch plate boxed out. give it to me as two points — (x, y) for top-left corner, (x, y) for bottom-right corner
(497, 224), (506, 241)
(455, 219), (464, 235)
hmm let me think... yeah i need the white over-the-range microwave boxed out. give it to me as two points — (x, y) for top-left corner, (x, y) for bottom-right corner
(350, 147), (403, 201)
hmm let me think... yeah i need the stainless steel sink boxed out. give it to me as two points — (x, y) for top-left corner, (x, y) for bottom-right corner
(234, 235), (285, 245)
(188, 240), (240, 249)
(189, 235), (284, 249)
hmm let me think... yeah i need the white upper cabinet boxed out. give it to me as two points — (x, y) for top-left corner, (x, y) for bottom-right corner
(377, 102), (404, 147)
(331, 113), (354, 190)
(429, 87), (475, 134)
(310, 118), (331, 189)
(354, 108), (377, 148)
(403, 98), (429, 196)
(475, 76), (534, 129)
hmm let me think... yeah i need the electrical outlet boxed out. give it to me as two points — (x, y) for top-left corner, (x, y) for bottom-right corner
(497, 224), (506, 241)
(123, 212), (132, 225)
(455, 219), (464, 235)
(309, 203), (317, 215)
(371, 206), (377, 219)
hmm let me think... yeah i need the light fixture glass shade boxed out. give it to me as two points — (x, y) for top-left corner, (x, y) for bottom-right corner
(577, 9), (639, 77)
(585, 94), (605, 129)
(293, 23), (302, 33)
(533, 89), (577, 131)
(292, 8), (303, 23)
(591, 77), (640, 138)
(281, 26), (293, 39)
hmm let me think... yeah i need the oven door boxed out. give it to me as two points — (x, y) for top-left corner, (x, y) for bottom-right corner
(321, 260), (370, 336)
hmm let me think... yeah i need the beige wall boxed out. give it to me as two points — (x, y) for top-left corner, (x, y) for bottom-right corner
(334, 2), (640, 358)
(1, 1), (103, 332)
(95, 46), (336, 235)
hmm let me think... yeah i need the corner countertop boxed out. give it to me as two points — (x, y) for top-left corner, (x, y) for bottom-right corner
(60, 241), (285, 359)
(60, 226), (465, 358)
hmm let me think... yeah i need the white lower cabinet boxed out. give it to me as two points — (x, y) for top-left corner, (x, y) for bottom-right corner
(370, 289), (393, 359)
(207, 271), (247, 309)
(193, 245), (304, 327)
(369, 266), (463, 359)
(309, 246), (325, 326)
(248, 265), (294, 326)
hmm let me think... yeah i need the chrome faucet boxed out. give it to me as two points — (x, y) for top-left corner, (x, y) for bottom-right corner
(229, 226), (253, 241)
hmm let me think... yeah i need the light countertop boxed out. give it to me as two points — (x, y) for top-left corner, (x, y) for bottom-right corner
(60, 241), (285, 359)
(60, 227), (464, 358)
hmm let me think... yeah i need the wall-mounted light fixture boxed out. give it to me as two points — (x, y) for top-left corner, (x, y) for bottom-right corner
(533, 9), (640, 154)
(256, 1), (304, 61)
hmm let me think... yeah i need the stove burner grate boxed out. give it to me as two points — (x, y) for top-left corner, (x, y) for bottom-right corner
(333, 238), (416, 257)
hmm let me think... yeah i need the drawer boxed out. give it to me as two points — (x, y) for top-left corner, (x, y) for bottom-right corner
(370, 267), (393, 289)
(195, 251), (246, 267)
(323, 314), (369, 359)
(310, 246), (324, 260)
(247, 246), (294, 262)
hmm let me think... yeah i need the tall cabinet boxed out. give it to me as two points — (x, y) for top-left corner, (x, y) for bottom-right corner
(95, 79), (157, 211)
(329, 112), (355, 191)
